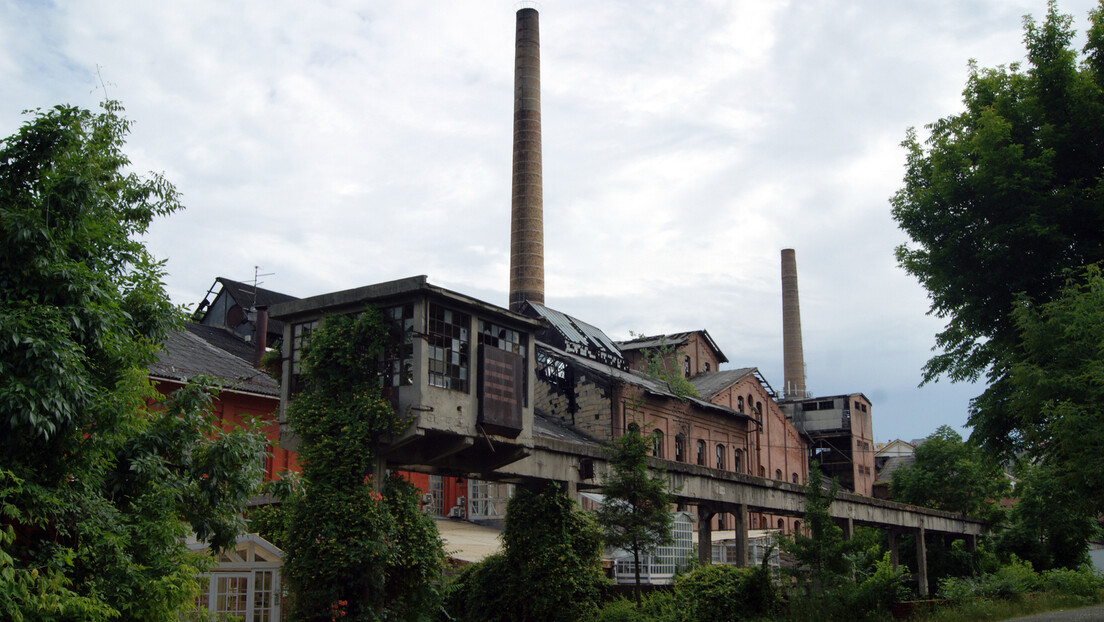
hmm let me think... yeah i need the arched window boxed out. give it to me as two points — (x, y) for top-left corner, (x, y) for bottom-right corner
(704, 362), (710, 372)
(627, 422), (640, 435)
(737, 396), (744, 413)
(652, 430), (663, 458)
(696, 440), (705, 466)
(794, 520), (801, 534)
(759, 465), (766, 477)
(791, 472), (799, 484)
(715, 444), (725, 470)
(733, 449), (742, 473)
(775, 469), (782, 480)
(675, 434), (685, 462)
(683, 356), (691, 378)
(777, 518), (785, 531)
(756, 402), (763, 419)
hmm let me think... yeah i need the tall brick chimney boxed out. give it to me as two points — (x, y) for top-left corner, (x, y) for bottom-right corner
(781, 248), (807, 398)
(508, 7), (545, 312)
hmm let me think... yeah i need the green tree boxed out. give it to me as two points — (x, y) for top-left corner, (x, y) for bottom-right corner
(890, 425), (1009, 520)
(996, 461), (1099, 570)
(281, 311), (444, 622)
(0, 102), (266, 621)
(891, 1), (1104, 456)
(442, 484), (606, 622)
(782, 462), (853, 593)
(1006, 265), (1104, 513)
(596, 425), (675, 607)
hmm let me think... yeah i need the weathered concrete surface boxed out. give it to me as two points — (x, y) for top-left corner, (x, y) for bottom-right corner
(491, 435), (985, 536)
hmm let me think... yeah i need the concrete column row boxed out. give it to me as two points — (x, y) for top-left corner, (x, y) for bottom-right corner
(693, 508), (980, 599)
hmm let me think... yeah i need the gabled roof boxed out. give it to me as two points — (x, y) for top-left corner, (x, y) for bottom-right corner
(689, 368), (756, 400)
(151, 324), (279, 397)
(211, 277), (298, 311)
(524, 302), (627, 370)
(875, 439), (916, 458)
(615, 330), (728, 364)
(874, 455), (915, 485)
(536, 342), (754, 424)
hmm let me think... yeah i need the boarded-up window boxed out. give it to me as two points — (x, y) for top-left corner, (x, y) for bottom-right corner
(478, 344), (523, 437)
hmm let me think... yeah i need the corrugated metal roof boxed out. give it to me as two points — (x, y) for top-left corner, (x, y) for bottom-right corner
(528, 303), (627, 370)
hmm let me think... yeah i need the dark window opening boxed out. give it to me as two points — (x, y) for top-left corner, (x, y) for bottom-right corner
(683, 356), (691, 378)
(290, 320), (318, 395)
(382, 304), (415, 388)
(428, 304), (469, 392)
(716, 444), (725, 470)
(696, 440), (705, 466)
(675, 435), (685, 462)
(734, 449), (742, 473)
(652, 430), (663, 458)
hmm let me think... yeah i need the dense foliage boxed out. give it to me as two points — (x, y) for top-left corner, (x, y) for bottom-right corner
(890, 425), (1009, 520)
(442, 484), (606, 622)
(281, 311), (444, 622)
(596, 425), (675, 606)
(0, 102), (266, 621)
(781, 463), (852, 591)
(672, 562), (780, 622)
(891, 1), (1104, 458)
(1004, 266), (1104, 521)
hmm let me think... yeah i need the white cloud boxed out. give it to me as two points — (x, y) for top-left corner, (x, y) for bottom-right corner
(5, 0), (1097, 442)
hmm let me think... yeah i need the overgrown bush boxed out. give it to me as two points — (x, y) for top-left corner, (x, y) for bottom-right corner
(673, 562), (780, 621)
(938, 555), (1042, 603)
(1041, 566), (1104, 602)
(440, 484), (606, 622)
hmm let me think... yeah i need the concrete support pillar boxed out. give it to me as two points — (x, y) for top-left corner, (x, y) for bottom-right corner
(915, 523), (929, 597)
(733, 504), (748, 567)
(842, 517), (854, 540)
(698, 506), (715, 567)
(887, 528), (899, 569)
(372, 456), (388, 494)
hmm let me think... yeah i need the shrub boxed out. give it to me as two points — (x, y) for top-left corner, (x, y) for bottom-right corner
(594, 597), (639, 622)
(674, 563), (780, 621)
(1041, 566), (1104, 602)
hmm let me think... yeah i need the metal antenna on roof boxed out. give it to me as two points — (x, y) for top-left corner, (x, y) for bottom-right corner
(251, 266), (275, 308)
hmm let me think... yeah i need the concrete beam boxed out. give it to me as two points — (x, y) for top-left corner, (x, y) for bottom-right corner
(490, 437), (986, 538)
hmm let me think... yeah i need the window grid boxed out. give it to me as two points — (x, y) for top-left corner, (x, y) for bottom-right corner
(383, 304), (415, 388)
(427, 304), (469, 392)
(290, 320), (318, 394)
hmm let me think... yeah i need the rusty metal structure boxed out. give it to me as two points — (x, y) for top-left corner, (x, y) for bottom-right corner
(509, 8), (545, 312)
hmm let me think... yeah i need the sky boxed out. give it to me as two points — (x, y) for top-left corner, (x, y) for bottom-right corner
(4, 0), (1100, 444)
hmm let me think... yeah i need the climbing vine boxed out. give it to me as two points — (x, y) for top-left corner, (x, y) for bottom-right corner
(280, 310), (444, 622)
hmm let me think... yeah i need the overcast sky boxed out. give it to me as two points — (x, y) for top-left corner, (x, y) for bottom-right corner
(5, 0), (1100, 444)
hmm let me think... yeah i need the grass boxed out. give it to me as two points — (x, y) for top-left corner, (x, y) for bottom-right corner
(910, 591), (1104, 621)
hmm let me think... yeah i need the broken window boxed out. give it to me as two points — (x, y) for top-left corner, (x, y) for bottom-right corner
(715, 444), (725, 470)
(652, 430), (663, 458)
(675, 434), (685, 462)
(428, 304), (469, 392)
(289, 320), (318, 395)
(382, 304), (415, 388)
(696, 440), (705, 466)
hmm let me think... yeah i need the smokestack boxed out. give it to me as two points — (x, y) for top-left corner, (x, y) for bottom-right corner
(508, 7), (545, 312)
(781, 249), (807, 398)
